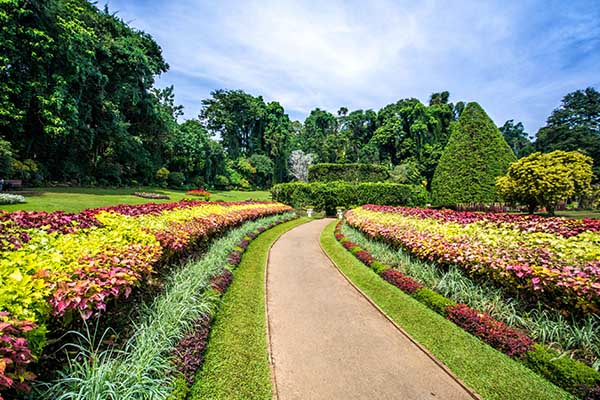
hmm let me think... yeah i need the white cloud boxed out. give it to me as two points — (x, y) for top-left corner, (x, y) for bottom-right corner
(106, 0), (600, 133)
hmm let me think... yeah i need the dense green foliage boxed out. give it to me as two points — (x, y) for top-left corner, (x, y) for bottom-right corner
(0, 0), (172, 185)
(500, 120), (534, 159)
(307, 163), (389, 183)
(497, 151), (593, 215)
(536, 88), (600, 177)
(1, 0), (598, 208)
(271, 181), (428, 215)
(525, 344), (600, 398)
(431, 102), (516, 206)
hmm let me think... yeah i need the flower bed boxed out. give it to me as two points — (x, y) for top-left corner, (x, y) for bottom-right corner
(186, 189), (211, 200)
(346, 205), (600, 316)
(0, 200), (290, 397)
(333, 220), (600, 399)
(132, 191), (170, 199)
(0, 193), (25, 205)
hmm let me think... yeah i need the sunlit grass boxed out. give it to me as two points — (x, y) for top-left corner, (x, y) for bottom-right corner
(0, 187), (271, 213)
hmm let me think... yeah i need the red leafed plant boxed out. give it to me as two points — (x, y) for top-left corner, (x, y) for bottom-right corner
(172, 314), (211, 385)
(210, 269), (233, 293)
(380, 269), (424, 294)
(354, 250), (375, 266)
(0, 313), (36, 397)
(445, 303), (534, 358)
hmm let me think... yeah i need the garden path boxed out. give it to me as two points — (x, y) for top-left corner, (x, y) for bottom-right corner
(266, 218), (478, 400)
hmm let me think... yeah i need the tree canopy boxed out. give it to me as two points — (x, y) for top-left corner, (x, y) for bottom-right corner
(535, 87), (600, 177)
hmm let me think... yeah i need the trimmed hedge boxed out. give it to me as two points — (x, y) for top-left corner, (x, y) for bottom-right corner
(308, 163), (389, 183)
(525, 344), (600, 398)
(271, 181), (429, 215)
(431, 102), (515, 207)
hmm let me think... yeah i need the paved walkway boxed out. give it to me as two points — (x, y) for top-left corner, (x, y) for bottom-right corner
(266, 219), (478, 400)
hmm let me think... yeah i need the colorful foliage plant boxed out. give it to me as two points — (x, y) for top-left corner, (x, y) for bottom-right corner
(346, 205), (600, 315)
(446, 304), (534, 357)
(0, 200), (290, 395)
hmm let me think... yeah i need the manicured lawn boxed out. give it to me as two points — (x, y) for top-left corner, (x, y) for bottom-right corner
(189, 217), (309, 400)
(0, 187), (271, 213)
(320, 221), (573, 400)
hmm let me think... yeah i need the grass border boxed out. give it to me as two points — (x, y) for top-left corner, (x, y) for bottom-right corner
(189, 217), (309, 400)
(320, 220), (574, 400)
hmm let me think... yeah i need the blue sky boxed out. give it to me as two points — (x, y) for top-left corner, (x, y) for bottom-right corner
(103, 0), (599, 135)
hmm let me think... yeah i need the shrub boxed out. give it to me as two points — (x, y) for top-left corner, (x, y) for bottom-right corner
(412, 288), (456, 316)
(168, 172), (185, 188)
(497, 150), (593, 215)
(524, 344), (600, 398)
(431, 102), (516, 206)
(271, 181), (429, 215)
(446, 304), (533, 358)
(156, 167), (170, 182)
(370, 261), (389, 274)
(379, 269), (424, 294)
(308, 163), (390, 183)
(0, 193), (25, 205)
(215, 175), (229, 189)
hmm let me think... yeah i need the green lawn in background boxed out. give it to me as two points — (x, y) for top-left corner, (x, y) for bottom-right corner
(0, 187), (271, 213)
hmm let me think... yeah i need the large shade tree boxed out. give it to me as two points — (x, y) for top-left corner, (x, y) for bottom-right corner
(536, 87), (600, 177)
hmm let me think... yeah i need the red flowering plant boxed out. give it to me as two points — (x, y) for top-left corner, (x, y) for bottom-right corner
(210, 269), (234, 293)
(186, 189), (211, 200)
(380, 269), (424, 294)
(445, 304), (534, 358)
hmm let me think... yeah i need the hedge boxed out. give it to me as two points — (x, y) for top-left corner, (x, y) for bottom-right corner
(308, 163), (390, 183)
(431, 102), (515, 207)
(271, 181), (429, 215)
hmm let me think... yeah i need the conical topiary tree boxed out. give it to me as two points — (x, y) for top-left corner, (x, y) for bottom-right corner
(431, 102), (516, 206)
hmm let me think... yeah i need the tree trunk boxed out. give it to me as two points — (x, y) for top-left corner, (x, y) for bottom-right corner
(527, 203), (536, 214)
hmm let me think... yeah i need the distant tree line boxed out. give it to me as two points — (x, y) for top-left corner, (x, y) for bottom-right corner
(1, 0), (598, 190)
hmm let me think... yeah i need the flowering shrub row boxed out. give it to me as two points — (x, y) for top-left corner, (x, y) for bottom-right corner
(346, 206), (600, 315)
(446, 304), (534, 357)
(333, 220), (600, 399)
(361, 204), (600, 237)
(0, 200), (291, 396)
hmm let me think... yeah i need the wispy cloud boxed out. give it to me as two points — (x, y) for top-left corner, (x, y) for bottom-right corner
(105, 0), (600, 134)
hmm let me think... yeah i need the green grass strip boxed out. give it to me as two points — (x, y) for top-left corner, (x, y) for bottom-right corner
(189, 217), (309, 400)
(320, 221), (574, 400)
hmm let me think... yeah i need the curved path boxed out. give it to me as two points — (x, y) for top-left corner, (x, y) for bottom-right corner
(266, 219), (478, 400)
